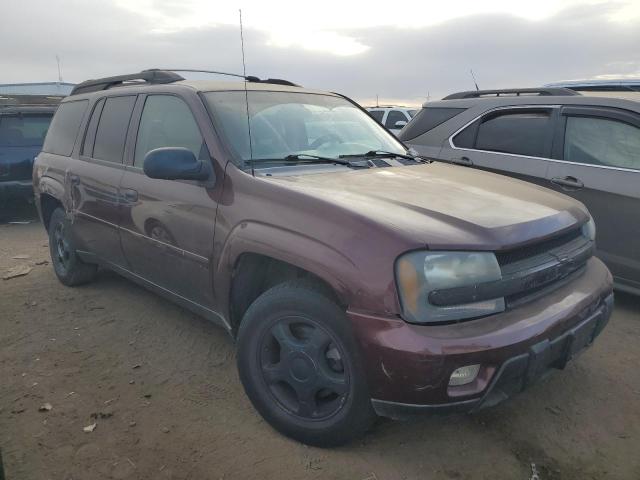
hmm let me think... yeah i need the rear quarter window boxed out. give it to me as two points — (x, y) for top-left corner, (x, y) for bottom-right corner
(42, 100), (89, 156)
(400, 107), (466, 141)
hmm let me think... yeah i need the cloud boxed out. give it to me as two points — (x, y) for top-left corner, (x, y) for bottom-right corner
(1, 1), (639, 106)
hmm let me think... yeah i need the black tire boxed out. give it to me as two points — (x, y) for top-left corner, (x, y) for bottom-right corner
(48, 207), (98, 286)
(237, 280), (376, 447)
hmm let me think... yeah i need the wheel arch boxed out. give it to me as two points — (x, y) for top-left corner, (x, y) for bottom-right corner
(229, 252), (345, 335)
(36, 176), (67, 231)
(216, 221), (360, 335)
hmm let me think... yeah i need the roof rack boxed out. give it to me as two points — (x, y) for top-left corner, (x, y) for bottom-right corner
(70, 69), (300, 96)
(443, 88), (580, 100)
(70, 70), (185, 96)
(156, 69), (300, 87)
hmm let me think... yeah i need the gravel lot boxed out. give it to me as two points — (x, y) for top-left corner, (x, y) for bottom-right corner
(1, 205), (639, 480)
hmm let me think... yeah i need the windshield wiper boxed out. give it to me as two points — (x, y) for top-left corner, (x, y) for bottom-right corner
(246, 154), (367, 167)
(339, 150), (425, 161)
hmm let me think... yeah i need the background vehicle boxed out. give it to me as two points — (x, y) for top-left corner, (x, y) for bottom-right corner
(0, 95), (61, 209)
(400, 88), (640, 295)
(34, 72), (612, 446)
(366, 105), (417, 135)
(544, 79), (640, 100)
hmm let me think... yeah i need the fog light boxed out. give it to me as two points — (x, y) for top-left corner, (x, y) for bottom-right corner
(449, 364), (480, 386)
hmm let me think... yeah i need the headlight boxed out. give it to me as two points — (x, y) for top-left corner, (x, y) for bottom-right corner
(581, 217), (596, 242)
(395, 251), (505, 323)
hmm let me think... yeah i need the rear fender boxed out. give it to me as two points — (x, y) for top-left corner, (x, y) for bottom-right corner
(37, 175), (68, 210)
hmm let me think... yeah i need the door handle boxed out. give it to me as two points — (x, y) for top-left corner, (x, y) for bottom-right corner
(121, 188), (138, 203)
(452, 156), (473, 166)
(551, 176), (584, 190)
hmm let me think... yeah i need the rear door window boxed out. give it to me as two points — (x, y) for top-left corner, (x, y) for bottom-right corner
(451, 119), (478, 148)
(42, 100), (88, 156)
(473, 110), (553, 157)
(0, 114), (52, 147)
(450, 109), (554, 156)
(82, 99), (105, 157)
(92, 96), (136, 163)
(563, 116), (640, 170)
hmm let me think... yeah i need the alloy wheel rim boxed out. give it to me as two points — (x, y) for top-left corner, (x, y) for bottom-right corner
(258, 316), (349, 420)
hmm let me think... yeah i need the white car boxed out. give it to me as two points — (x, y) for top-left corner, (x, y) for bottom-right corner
(366, 106), (417, 136)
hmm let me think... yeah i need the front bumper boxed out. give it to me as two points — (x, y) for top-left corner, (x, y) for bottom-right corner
(0, 180), (34, 201)
(348, 257), (613, 418)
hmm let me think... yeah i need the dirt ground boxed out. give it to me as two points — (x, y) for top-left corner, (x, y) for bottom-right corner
(1, 204), (639, 480)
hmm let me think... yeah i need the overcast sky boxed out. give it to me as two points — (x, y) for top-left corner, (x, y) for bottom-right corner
(2, 0), (639, 105)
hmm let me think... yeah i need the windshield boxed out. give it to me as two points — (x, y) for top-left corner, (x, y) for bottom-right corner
(204, 91), (406, 163)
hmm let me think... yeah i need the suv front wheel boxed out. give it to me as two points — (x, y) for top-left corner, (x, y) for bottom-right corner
(48, 207), (98, 286)
(237, 280), (375, 446)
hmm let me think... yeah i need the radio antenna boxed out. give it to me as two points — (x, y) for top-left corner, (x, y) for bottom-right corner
(239, 9), (254, 174)
(470, 69), (480, 91)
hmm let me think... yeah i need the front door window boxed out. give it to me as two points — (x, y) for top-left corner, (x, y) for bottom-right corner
(134, 95), (205, 168)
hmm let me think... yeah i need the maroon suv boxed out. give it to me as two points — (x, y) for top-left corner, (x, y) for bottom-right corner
(33, 70), (613, 446)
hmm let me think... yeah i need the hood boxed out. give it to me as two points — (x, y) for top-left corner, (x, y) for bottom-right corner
(262, 163), (588, 251)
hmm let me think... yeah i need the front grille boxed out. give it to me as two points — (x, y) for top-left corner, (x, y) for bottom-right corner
(500, 229), (593, 308)
(505, 266), (586, 308)
(496, 228), (582, 266)
(429, 228), (593, 310)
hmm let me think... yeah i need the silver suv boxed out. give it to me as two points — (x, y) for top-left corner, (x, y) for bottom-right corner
(400, 88), (640, 295)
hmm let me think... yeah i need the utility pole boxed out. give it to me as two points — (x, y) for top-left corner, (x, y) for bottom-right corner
(376, 94), (379, 107)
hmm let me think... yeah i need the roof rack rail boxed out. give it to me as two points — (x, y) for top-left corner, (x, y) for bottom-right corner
(70, 69), (301, 96)
(250, 77), (300, 87)
(442, 88), (579, 100)
(70, 70), (185, 96)
(156, 69), (300, 87)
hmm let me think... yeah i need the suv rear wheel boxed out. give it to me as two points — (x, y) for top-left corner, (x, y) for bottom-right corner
(236, 280), (375, 446)
(48, 207), (98, 286)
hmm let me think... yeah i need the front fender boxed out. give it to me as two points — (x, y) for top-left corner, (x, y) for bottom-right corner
(214, 220), (362, 317)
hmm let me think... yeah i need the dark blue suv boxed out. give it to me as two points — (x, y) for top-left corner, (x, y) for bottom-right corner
(0, 95), (61, 207)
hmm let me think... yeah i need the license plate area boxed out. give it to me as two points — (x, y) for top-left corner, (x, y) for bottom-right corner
(525, 303), (604, 385)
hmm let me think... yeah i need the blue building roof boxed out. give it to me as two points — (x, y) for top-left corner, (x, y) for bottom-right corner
(0, 82), (76, 96)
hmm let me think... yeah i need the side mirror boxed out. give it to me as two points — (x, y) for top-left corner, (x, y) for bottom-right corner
(393, 120), (408, 129)
(143, 147), (210, 181)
